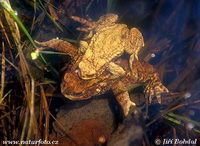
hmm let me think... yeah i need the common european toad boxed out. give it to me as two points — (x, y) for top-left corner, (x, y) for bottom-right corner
(35, 37), (168, 116)
(71, 14), (144, 80)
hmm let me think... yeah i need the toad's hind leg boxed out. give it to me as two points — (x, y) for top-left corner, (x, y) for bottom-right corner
(127, 27), (145, 70)
(115, 91), (136, 116)
(107, 62), (126, 79)
(112, 81), (136, 116)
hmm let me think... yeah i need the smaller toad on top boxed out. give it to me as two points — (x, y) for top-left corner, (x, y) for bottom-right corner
(71, 14), (144, 80)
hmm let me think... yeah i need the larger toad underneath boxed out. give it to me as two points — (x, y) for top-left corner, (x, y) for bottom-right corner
(35, 37), (169, 117)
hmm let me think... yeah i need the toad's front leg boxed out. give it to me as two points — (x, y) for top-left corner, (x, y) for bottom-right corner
(107, 62), (126, 79)
(35, 39), (79, 61)
(79, 41), (88, 54)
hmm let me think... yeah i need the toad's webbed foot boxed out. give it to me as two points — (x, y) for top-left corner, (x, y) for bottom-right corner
(71, 16), (96, 40)
(144, 77), (169, 103)
(130, 60), (169, 104)
(71, 16), (96, 32)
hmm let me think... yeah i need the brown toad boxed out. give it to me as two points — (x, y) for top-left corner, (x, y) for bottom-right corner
(35, 38), (169, 116)
(71, 14), (144, 80)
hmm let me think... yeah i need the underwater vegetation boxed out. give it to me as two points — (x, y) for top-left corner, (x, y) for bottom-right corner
(0, 0), (200, 145)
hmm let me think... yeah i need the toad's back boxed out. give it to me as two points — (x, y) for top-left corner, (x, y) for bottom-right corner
(81, 24), (129, 71)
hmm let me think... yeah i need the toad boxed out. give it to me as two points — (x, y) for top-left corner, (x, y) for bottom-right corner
(35, 38), (169, 116)
(71, 14), (144, 80)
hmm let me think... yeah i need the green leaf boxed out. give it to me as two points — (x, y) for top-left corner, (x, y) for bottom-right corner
(0, 0), (37, 48)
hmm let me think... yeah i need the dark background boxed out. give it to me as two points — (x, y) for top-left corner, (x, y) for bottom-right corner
(9, 0), (200, 145)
